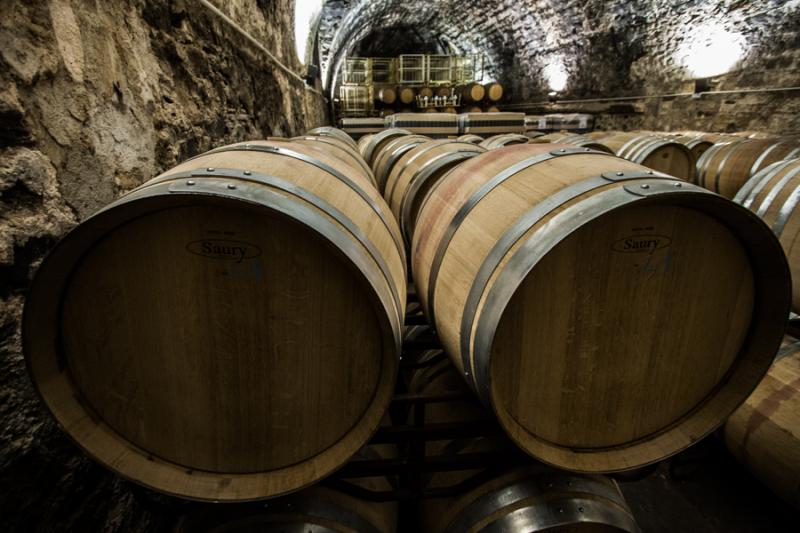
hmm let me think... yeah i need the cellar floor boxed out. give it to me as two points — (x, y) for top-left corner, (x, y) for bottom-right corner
(620, 436), (794, 533)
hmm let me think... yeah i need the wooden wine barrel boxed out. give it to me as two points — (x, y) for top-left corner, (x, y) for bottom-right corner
(723, 339), (800, 509)
(424, 465), (640, 532)
(700, 133), (738, 143)
(358, 133), (375, 158)
(733, 131), (774, 139)
(390, 113), (459, 137)
(457, 134), (484, 144)
(585, 131), (619, 140)
(734, 158), (800, 311)
(419, 87), (434, 99)
(479, 133), (530, 149)
(671, 134), (714, 163)
(460, 83), (486, 103)
(525, 131), (546, 140)
(443, 106), (458, 114)
(436, 87), (453, 97)
(599, 133), (695, 181)
(372, 134), (431, 192)
(362, 128), (412, 167)
(425, 107), (439, 113)
(530, 132), (614, 153)
(290, 134), (377, 187)
(525, 115), (545, 131)
(378, 87), (397, 104)
(411, 143), (790, 472)
(486, 105), (500, 113)
(398, 86), (416, 105)
(484, 82), (504, 102)
(307, 126), (358, 150)
(410, 349), (640, 533)
(466, 106), (482, 113)
(339, 117), (384, 135)
(459, 112), (526, 135)
(528, 132), (573, 143)
(23, 139), (407, 501)
(384, 140), (486, 244)
(697, 138), (800, 198)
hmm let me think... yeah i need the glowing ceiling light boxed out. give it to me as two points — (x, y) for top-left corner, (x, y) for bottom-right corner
(294, 0), (324, 64)
(543, 57), (568, 92)
(677, 23), (746, 78)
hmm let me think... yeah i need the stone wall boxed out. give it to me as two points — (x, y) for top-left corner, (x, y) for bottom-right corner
(512, 0), (800, 133)
(318, 0), (800, 134)
(0, 1), (327, 531)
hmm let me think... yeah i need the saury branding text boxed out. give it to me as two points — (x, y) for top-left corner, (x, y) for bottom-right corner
(611, 234), (672, 253)
(186, 239), (261, 262)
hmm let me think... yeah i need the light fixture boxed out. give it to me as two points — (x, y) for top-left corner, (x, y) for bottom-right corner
(543, 57), (568, 92)
(676, 22), (745, 78)
(294, 0), (324, 64)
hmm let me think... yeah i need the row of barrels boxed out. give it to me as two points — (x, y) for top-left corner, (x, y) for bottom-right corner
(357, 123), (800, 323)
(364, 128), (701, 186)
(375, 82), (504, 105)
(359, 128), (790, 473)
(25, 125), (793, 508)
(363, 127), (769, 188)
(364, 126), (800, 509)
(533, 131), (800, 201)
(374, 105), (502, 117)
(578, 130), (800, 195)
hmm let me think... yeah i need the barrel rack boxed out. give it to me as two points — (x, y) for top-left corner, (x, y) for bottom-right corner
(325, 288), (530, 502)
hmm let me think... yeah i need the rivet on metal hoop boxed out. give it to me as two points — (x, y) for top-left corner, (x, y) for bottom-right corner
(186, 180), (195, 186)
(206, 167), (215, 172)
(227, 183), (237, 190)
(616, 171), (624, 176)
(641, 184), (650, 189)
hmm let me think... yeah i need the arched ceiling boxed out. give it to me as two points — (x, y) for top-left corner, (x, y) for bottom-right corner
(315, 0), (800, 102)
(317, 0), (553, 93)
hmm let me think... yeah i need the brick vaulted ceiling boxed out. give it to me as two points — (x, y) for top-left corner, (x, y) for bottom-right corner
(314, 0), (800, 102)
